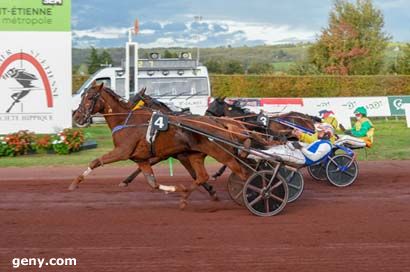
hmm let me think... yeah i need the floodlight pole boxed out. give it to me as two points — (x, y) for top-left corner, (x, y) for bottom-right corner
(194, 15), (203, 65)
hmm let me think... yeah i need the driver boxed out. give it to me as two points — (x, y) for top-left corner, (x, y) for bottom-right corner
(249, 123), (334, 166)
(336, 106), (374, 148)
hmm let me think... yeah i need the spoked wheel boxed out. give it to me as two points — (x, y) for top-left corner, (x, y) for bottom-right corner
(326, 155), (359, 187)
(227, 172), (245, 206)
(278, 167), (304, 203)
(307, 162), (327, 181)
(243, 170), (289, 217)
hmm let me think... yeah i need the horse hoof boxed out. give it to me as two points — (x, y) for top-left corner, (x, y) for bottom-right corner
(179, 200), (188, 210)
(211, 194), (219, 202)
(118, 182), (128, 187)
(68, 183), (79, 191)
(211, 177), (217, 181)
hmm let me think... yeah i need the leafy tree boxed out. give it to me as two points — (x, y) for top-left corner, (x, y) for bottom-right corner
(163, 50), (178, 58)
(395, 44), (410, 75)
(309, 0), (390, 75)
(204, 58), (224, 73)
(100, 49), (113, 66)
(273, 50), (288, 60)
(247, 63), (274, 74)
(87, 47), (101, 74)
(223, 60), (244, 74)
(288, 62), (321, 75)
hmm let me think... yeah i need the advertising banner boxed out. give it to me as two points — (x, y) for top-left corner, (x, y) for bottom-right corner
(228, 96), (392, 129)
(0, 0), (71, 134)
(388, 96), (410, 116)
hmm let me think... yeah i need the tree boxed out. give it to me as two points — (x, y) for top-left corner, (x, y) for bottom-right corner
(395, 44), (410, 75)
(163, 49), (178, 58)
(87, 47), (101, 74)
(223, 60), (244, 74)
(309, 0), (390, 75)
(247, 63), (274, 74)
(100, 49), (113, 66)
(204, 58), (224, 74)
(288, 62), (321, 75)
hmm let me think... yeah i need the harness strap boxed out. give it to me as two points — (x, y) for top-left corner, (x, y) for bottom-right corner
(111, 124), (149, 135)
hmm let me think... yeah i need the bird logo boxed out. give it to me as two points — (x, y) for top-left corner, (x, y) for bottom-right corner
(5, 68), (39, 113)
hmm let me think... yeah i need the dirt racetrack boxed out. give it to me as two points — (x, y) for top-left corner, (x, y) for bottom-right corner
(1, 161), (409, 272)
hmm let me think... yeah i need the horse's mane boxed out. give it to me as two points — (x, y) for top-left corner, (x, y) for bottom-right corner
(102, 86), (131, 109)
(148, 96), (173, 112)
(230, 101), (251, 115)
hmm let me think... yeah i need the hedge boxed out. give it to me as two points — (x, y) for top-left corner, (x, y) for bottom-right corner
(73, 74), (410, 97)
(210, 75), (410, 97)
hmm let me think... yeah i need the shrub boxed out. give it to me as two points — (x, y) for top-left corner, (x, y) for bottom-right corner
(0, 129), (86, 156)
(210, 75), (410, 97)
(0, 131), (36, 156)
(52, 128), (85, 155)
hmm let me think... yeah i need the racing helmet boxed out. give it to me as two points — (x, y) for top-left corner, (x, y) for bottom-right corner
(354, 106), (367, 116)
(315, 123), (334, 137)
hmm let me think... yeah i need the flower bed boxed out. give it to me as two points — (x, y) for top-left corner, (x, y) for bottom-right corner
(0, 128), (89, 156)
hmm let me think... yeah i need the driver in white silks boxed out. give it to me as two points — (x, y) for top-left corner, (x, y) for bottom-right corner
(248, 123), (334, 166)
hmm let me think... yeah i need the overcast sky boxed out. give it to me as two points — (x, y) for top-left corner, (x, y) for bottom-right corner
(72, 0), (410, 48)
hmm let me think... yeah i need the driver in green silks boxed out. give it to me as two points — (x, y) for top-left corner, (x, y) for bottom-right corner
(336, 106), (375, 148)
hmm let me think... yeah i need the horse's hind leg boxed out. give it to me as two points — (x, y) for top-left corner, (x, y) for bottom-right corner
(179, 153), (212, 208)
(118, 168), (141, 187)
(119, 157), (162, 187)
(177, 153), (217, 200)
(211, 165), (227, 180)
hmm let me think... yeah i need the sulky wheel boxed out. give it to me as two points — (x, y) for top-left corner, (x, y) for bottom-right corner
(278, 167), (304, 203)
(227, 172), (245, 206)
(326, 154), (359, 187)
(307, 162), (328, 181)
(243, 170), (289, 217)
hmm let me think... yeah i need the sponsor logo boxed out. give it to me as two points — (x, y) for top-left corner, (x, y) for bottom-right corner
(0, 49), (57, 114)
(42, 0), (63, 6)
(392, 98), (403, 110)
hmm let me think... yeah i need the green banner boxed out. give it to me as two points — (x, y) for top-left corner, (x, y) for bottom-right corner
(0, 0), (70, 32)
(388, 96), (410, 116)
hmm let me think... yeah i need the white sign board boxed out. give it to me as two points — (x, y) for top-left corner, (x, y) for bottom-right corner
(229, 96), (392, 129)
(404, 104), (410, 128)
(0, 0), (71, 134)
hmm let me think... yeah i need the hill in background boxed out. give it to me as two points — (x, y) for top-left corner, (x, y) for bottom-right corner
(73, 42), (406, 74)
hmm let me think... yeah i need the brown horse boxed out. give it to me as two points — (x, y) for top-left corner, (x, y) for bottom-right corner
(206, 97), (319, 179)
(118, 87), (218, 198)
(72, 83), (258, 208)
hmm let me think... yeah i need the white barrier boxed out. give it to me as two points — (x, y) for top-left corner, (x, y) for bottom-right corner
(231, 96), (395, 129)
(404, 104), (410, 128)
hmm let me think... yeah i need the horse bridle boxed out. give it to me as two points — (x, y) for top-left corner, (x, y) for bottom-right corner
(205, 108), (221, 117)
(75, 91), (101, 123)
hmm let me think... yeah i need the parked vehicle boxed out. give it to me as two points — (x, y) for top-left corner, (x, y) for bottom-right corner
(72, 43), (211, 126)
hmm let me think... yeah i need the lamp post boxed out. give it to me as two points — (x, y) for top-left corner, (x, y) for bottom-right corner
(194, 15), (203, 65)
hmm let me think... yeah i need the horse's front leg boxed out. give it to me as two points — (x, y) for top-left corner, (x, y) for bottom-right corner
(69, 147), (130, 190)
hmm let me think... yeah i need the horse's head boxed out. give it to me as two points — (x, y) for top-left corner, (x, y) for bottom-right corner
(131, 87), (172, 113)
(131, 87), (148, 110)
(205, 96), (226, 117)
(73, 81), (106, 125)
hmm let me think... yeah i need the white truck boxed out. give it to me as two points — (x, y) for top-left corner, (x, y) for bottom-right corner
(72, 42), (211, 122)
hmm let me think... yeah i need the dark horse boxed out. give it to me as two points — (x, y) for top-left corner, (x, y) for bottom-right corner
(72, 83), (269, 208)
(205, 97), (320, 179)
(206, 97), (318, 134)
